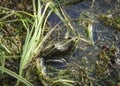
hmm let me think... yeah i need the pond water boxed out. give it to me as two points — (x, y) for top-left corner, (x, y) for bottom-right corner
(45, 0), (120, 85)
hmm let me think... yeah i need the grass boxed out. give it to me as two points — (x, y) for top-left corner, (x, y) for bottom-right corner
(0, 0), (119, 86)
(1, 0), (78, 85)
(0, 0), (54, 85)
(0, 66), (33, 86)
(16, 0), (54, 85)
(0, 0), (93, 85)
(18, 0), (51, 77)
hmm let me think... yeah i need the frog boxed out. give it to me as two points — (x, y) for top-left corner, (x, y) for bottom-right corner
(38, 37), (78, 78)
(40, 37), (78, 59)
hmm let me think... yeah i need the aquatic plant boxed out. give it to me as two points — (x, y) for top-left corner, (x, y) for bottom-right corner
(98, 13), (120, 30)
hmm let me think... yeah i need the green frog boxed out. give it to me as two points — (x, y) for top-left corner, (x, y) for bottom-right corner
(40, 37), (78, 59)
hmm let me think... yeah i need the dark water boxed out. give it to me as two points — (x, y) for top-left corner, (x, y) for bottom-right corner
(47, 0), (120, 63)
(46, 0), (120, 85)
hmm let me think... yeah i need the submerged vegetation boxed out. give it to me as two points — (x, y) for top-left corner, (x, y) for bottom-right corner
(98, 13), (120, 30)
(0, 0), (120, 86)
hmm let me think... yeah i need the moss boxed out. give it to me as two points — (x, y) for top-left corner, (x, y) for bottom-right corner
(98, 14), (120, 30)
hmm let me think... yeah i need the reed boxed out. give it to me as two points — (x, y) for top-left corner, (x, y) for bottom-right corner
(16, 0), (53, 85)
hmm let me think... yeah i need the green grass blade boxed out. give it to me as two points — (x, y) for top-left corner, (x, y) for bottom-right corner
(0, 66), (33, 86)
(87, 23), (94, 45)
